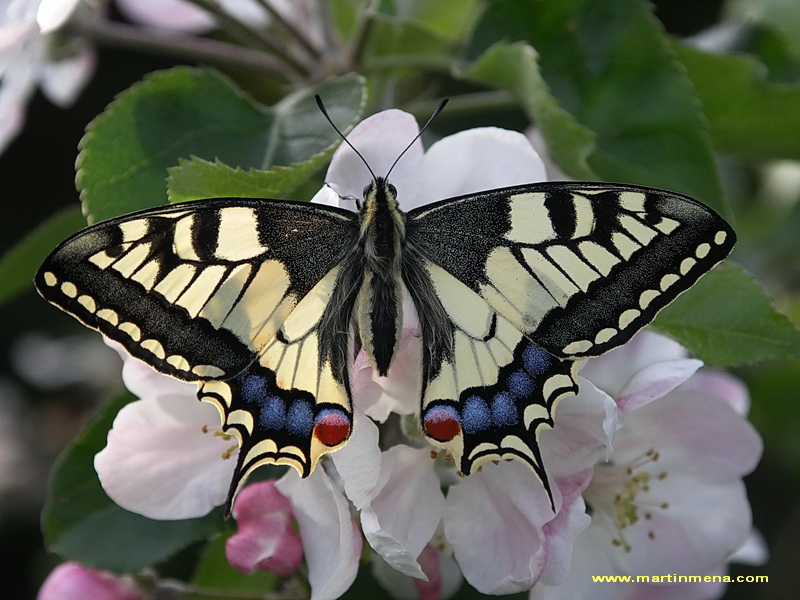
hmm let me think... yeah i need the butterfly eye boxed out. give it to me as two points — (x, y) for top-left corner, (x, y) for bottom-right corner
(387, 183), (398, 197)
(362, 184), (372, 199)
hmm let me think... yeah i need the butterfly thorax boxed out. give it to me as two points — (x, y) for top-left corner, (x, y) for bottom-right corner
(354, 178), (407, 376)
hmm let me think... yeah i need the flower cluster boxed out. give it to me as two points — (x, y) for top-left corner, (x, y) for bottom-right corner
(41, 111), (763, 600)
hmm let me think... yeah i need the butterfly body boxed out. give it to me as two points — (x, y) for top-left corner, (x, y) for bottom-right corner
(37, 173), (735, 511)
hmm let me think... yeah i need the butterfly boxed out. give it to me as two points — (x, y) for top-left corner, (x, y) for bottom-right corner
(35, 100), (736, 514)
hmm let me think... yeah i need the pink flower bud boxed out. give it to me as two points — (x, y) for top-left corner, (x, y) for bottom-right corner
(37, 562), (142, 600)
(226, 481), (303, 576)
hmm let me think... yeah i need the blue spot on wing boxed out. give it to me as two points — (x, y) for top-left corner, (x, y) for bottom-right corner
(491, 392), (518, 426)
(462, 396), (491, 433)
(506, 369), (534, 399)
(259, 395), (287, 429)
(287, 399), (314, 437)
(522, 342), (551, 376)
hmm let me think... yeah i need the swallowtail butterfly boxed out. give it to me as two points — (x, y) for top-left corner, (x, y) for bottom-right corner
(35, 101), (735, 513)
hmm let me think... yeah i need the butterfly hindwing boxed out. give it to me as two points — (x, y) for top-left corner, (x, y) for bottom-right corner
(36, 199), (360, 381)
(409, 260), (578, 503)
(407, 182), (736, 360)
(199, 264), (360, 509)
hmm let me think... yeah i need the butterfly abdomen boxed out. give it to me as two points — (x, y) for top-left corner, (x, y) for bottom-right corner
(353, 178), (408, 376)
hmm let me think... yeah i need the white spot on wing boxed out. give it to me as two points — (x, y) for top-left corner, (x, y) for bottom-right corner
(545, 245), (599, 291)
(639, 289), (659, 309)
(660, 273), (679, 291)
(153, 263), (197, 303)
(97, 308), (119, 325)
(594, 327), (616, 345)
(571, 194), (595, 238)
(111, 243), (152, 278)
(78, 295), (97, 313)
(680, 257), (696, 275)
(562, 339), (592, 355)
(118, 219), (149, 242)
(655, 217), (680, 235)
(619, 214), (657, 245)
(618, 308), (640, 329)
(166, 354), (191, 371)
(60, 281), (78, 298)
(193, 364), (226, 378)
(119, 322), (142, 341)
(618, 191), (647, 213)
(141, 338), (166, 359)
(173, 214), (201, 261)
(215, 207), (267, 261)
(611, 231), (640, 259)
(505, 193), (555, 244)
(578, 241), (619, 276)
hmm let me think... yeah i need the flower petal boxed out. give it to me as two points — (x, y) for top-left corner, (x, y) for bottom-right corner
(361, 446), (445, 579)
(94, 396), (234, 519)
(331, 410), (382, 509)
(36, 0), (82, 33)
(619, 477), (752, 576)
(597, 393), (762, 577)
(371, 548), (463, 600)
(616, 358), (702, 413)
(540, 379), (619, 477)
(226, 481), (303, 576)
(680, 369), (750, 415)
(409, 127), (547, 205)
(37, 562), (142, 600)
(444, 461), (556, 594)
(325, 109), (423, 202)
(620, 392), (762, 477)
(105, 338), (196, 399)
(276, 467), (362, 600)
(580, 331), (687, 398)
(39, 46), (95, 107)
(538, 472), (593, 586)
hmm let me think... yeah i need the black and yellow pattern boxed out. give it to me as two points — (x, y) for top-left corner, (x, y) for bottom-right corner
(36, 178), (735, 512)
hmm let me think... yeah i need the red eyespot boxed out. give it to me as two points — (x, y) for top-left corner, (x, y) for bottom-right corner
(313, 411), (351, 446)
(423, 406), (461, 442)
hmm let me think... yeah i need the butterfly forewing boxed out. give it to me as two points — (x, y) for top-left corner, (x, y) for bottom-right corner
(36, 199), (359, 381)
(407, 182), (736, 360)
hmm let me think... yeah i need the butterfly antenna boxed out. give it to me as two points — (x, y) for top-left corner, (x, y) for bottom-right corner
(385, 98), (449, 180)
(315, 95), (377, 182)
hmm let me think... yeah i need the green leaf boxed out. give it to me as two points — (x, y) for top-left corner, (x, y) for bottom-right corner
(366, 12), (454, 58)
(409, 0), (480, 40)
(461, 42), (598, 180)
(78, 68), (366, 222)
(676, 42), (800, 160)
(167, 75), (367, 202)
(466, 0), (727, 215)
(0, 206), (85, 308)
(191, 533), (279, 594)
(654, 262), (800, 366)
(42, 393), (225, 573)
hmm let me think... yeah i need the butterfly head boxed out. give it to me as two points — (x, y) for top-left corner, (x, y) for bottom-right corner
(315, 94), (449, 211)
